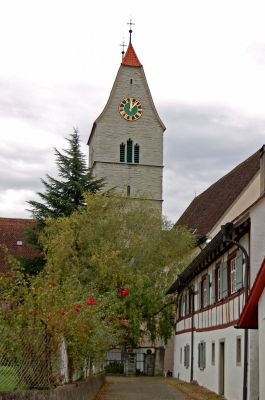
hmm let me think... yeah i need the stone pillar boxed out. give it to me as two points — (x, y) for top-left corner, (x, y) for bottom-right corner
(125, 351), (136, 376)
(144, 349), (155, 376)
(154, 347), (165, 376)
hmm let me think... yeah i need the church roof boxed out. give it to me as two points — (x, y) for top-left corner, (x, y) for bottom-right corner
(121, 44), (142, 67)
(176, 149), (260, 237)
(0, 217), (39, 272)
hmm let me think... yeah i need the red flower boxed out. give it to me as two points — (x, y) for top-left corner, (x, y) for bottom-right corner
(121, 315), (126, 320)
(106, 321), (110, 326)
(109, 317), (116, 321)
(87, 297), (95, 306)
(74, 304), (82, 311)
(124, 322), (129, 328)
(121, 289), (129, 297)
(61, 311), (66, 316)
(118, 288), (123, 293)
(48, 281), (56, 286)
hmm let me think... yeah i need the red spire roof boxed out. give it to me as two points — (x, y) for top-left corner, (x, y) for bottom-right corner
(122, 44), (142, 67)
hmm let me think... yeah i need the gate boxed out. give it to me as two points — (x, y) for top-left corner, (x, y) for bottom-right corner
(105, 348), (125, 374)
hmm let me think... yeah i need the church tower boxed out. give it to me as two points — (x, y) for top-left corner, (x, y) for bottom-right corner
(87, 32), (165, 211)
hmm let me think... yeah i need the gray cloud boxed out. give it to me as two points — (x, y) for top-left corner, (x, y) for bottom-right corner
(160, 102), (265, 221)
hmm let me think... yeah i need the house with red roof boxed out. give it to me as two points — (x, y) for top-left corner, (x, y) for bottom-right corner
(0, 217), (39, 273)
(167, 145), (265, 400)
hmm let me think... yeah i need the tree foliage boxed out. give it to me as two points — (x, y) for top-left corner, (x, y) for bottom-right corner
(38, 192), (195, 346)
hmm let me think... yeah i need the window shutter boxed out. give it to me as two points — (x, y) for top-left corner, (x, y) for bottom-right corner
(236, 249), (244, 290)
(184, 346), (186, 366)
(220, 262), (228, 299)
(186, 290), (190, 315)
(183, 293), (186, 316)
(202, 342), (206, 368)
(187, 345), (190, 368)
(222, 262), (228, 298)
(134, 144), (140, 163)
(206, 274), (210, 306)
(212, 269), (216, 303)
(127, 139), (133, 163)
(120, 143), (125, 162)
(198, 281), (202, 310)
(198, 344), (200, 367)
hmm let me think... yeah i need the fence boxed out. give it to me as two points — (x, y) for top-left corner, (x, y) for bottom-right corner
(0, 326), (68, 391)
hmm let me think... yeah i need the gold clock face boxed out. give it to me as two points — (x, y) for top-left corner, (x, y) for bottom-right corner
(119, 97), (143, 121)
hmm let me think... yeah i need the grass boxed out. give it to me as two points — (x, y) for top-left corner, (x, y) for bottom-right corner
(0, 366), (27, 391)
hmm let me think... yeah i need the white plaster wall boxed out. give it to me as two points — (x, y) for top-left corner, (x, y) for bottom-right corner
(174, 327), (244, 399)
(248, 329), (259, 400)
(259, 289), (265, 400)
(249, 198), (265, 285)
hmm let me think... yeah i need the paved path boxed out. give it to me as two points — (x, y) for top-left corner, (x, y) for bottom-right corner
(99, 376), (187, 400)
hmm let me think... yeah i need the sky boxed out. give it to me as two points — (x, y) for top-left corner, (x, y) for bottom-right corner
(1, 0), (265, 223)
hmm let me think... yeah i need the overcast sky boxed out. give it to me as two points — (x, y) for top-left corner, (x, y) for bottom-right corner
(1, 0), (265, 223)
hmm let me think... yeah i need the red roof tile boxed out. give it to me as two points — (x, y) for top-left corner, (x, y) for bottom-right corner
(122, 44), (142, 67)
(176, 149), (260, 236)
(0, 218), (40, 273)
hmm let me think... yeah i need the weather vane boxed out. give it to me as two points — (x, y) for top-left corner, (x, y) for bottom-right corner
(120, 38), (127, 60)
(127, 18), (135, 44)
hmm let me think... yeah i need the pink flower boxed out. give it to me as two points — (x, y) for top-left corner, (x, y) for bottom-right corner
(87, 297), (95, 306)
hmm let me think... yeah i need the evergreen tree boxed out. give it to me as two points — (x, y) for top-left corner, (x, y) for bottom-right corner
(24, 128), (104, 275)
(27, 128), (104, 220)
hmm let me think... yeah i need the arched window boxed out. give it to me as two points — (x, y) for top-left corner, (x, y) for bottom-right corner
(127, 139), (133, 163)
(120, 142), (125, 162)
(134, 144), (140, 163)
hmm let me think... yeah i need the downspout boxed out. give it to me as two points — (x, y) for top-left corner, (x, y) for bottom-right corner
(190, 286), (194, 382)
(221, 223), (249, 400)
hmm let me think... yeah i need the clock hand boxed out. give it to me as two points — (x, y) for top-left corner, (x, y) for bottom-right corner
(129, 98), (133, 112)
(131, 100), (138, 111)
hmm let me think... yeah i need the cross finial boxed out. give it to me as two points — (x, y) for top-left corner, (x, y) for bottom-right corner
(120, 38), (127, 60)
(127, 18), (135, 44)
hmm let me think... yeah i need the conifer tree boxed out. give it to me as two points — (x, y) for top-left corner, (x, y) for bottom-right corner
(27, 128), (104, 220)
(23, 128), (104, 274)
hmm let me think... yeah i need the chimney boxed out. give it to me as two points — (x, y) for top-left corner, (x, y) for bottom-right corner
(260, 145), (265, 195)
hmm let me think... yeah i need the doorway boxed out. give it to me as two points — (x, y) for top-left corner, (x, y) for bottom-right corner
(219, 341), (225, 395)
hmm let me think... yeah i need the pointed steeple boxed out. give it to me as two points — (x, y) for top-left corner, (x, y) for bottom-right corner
(121, 44), (142, 66)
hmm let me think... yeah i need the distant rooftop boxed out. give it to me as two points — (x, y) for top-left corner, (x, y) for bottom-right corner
(0, 217), (39, 272)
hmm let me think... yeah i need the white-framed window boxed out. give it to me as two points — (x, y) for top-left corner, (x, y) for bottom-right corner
(198, 341), (206, 370)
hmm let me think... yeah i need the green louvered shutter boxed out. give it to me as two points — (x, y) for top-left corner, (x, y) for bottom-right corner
(222, 262), (228, 298)
(202, 342), (206, 368)
(134, 144), (140, 163)
(120, 143), (125, 162)
(198, 281), (202, 310)
(236, 249), (244, 290)
(206, 274), (210, 306)
(212, 269), (216, 303)
(186, 291), (190, 315)
(127, 139), (133, 163)
(187, 345), (190, 368)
